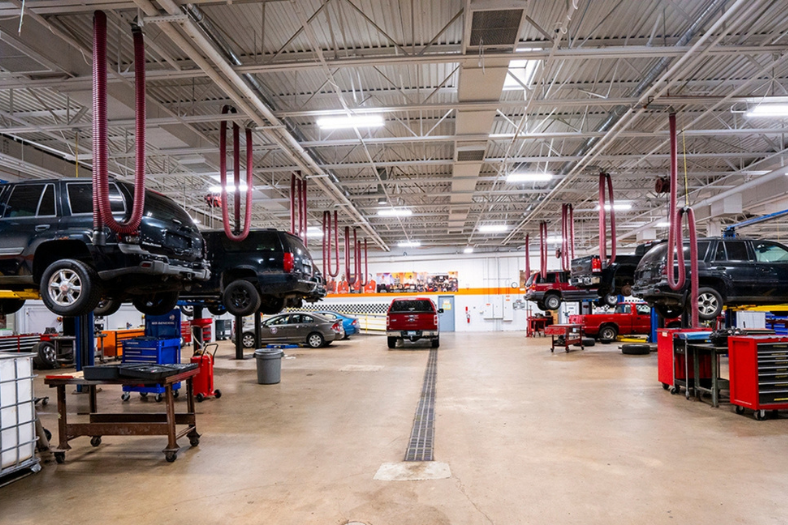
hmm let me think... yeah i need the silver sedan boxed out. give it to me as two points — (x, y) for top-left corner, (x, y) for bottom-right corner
(239, 312), (342, 348)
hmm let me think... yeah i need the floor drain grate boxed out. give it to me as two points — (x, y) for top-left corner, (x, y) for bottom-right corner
(404, 348), (438, 462)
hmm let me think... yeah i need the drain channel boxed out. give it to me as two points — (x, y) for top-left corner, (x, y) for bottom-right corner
(404, 348), (438, 462)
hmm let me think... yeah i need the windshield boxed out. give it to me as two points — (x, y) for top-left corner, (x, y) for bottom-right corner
(390, 300), (435, 313)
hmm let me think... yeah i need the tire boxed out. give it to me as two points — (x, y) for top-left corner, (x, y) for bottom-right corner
(306, 332), (325, 349)
(598, 325), (618, 342)
(214, 389), (221, 399)
(543, 294), (561, 311)
(33, 341), (58, 369)
(207, 304), (226, 316)
(431, 336), (440, 348)
(94, 297), (121, 317)
(621, 343), (650, 355)
(620, 284), (632, 297)
(196, 393), (205, 402)
(40, 258), (101, 316)
(582, 338), (595, 347)
(695, 287), (723, 320)
(536, 301), (546, 311)
(603, 293), (618, 307)
(132, 291), (179, 316)
(259, 296), (285, 315)
(222, 280), (261, 317)
(0, 299), (25, 315)
(242, 332), (256, 349)
(655, 303), (684, 318)
(387, 336), (397, 349)
(179, 305), (194, 317)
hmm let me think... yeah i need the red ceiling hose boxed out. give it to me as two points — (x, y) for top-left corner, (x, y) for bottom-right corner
(322, 210), (340, 277)
(561, 204), (568, 271)
(357, 237), (368, 287)
(219, 106), (253, 241)
(524, 233), (530, 280)
(598, 172), (617, 266)
(300, 176), (308, 244)
(290, 173), (296, 235)
(93, 12), (146, 235)
(539, 221), (548, 279)
(345, 226), (357, 285)
(568, 204), (575, 261)
(667, 112), (700, 327)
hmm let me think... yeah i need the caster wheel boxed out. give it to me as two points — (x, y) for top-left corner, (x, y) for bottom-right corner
(54, 452), (65, 464)
(43, 428), (52, 441)
(669, 386), (680, 395)
(734, 405), (745, 415)
(90, 436), (102, 447)
(662, 383), (669, 390)
(140, 392), (148, 399)
(121, 393), (130, 402)
(214, 389), (222, 399)
(754, 410), (767, 421)
(196, 393), (205, 403)
(189, 437), (200, 447)
(42, 398), (49, 406)
(173, 390), (179, 399)
(165, 452), (177, 463)
(155, 394), (163, 403)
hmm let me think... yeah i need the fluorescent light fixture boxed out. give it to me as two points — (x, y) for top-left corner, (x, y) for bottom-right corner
(463, 247), (474, 254)
(209, 184), (249, 193)
(503, 59), (540, 90)
(506, 172), (553, 183)
(479, 224), (509, 233)
(746, 104), (788, 118)
(656, 221), (671, 227)
(595, 203), (632, 211)
(546, 236), (563, 243)
(317, 114), (385, 129)
(398, 240), (421, 248)
(377, 208), (412, 217)
(306, 227), (324, 238)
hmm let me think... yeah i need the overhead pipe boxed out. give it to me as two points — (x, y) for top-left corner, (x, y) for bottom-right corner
(322, 211), (340, 278)
(667, 113), (700, 328)
(344, 227), (357, 285)
(92, 11), (146, 236)
(598, 172), (616, 266)
(219, 105), (254, 242)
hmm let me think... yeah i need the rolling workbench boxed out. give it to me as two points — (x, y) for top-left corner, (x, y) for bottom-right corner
(45, 367), (200, 463)
(545, 324), (584, 353)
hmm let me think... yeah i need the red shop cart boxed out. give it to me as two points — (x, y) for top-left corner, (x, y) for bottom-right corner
(545, 324), (584, 353)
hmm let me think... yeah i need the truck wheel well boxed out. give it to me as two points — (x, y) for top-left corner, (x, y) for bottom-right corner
(697, 278), (726, 300)
(599, 323), (619, 334)
(220, 269), (258, 291)
(34, 241), (93, 283)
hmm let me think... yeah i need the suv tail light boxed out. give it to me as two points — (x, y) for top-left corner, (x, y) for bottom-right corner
(283, 252), (294, 273)
(591, 256), (602, 272)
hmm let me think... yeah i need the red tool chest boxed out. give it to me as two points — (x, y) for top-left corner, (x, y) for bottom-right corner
(657, 328), (712, 388)
(729, 335), (788, 419)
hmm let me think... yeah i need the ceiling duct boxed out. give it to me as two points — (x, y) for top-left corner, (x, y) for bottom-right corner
(469, 9), (524, 47)
(457, 149), (486, 162)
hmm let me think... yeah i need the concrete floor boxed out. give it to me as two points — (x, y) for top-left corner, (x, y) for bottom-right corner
(3, 332), (788, 524)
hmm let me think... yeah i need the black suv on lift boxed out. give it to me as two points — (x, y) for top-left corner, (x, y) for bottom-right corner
(181, 229), (326, 316)
(0, 179), (209, 317)
(633, 237), (788, 320)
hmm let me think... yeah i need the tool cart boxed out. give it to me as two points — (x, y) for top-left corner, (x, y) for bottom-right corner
(121, 310), (182, 402)
(545, 324), (584, 353)
(729, 335), (788, 420)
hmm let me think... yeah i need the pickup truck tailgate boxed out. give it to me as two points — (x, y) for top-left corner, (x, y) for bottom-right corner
(389, 313), (435, 330)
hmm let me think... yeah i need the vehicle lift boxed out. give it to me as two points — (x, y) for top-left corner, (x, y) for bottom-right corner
(179, 302), (263, 359)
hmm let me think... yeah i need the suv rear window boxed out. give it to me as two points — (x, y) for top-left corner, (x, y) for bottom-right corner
(390, 300), (434, 313)
(218, 231), (281, 253)
(639, 241), (711, 264)
(68, 182), (125, 215)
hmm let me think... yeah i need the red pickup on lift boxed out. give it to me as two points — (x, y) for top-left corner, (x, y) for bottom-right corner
(569, 303), (680, 343)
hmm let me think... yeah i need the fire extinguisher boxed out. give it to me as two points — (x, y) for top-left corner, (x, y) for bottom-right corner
(466, 306), (470, 324)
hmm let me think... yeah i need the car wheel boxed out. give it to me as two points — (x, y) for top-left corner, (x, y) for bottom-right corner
(33, 341), (58, 369)
(543, 294), (561, 310)
(306, 332), (325, 348)
(222, 280), (261, 317)
(599, 325), (618, 342)
(40, 259), (101, 316)
(695, 287), (723, 320)
(242, 332), (256, 349)
(207, 304), (226, 316)
(259, 296), (285, 315)
(132, 291), (179, 316)
(655, 304), (684, 318)
(387, 337), (397, 349)
(179, 305), (194, 317)
(620, 284), (632, 297)
(94, 297), (122, 317)
(536, 301), (546, 311)
(0, 299), (25, 315)
(603, 293), (618, 307)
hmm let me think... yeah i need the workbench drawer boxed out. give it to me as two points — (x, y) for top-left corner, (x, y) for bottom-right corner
(759, 392), (788, 405)
(758, 380), (788, 389)
(757, 359), (788, 367)
(759, 372), (788, 380)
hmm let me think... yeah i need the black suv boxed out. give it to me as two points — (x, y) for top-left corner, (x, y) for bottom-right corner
(633, 237), (788, 320)
(181, 229), (326, 316)
(0, 179), (209, 317)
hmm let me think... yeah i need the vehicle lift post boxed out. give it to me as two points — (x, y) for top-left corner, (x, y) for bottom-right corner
(192, 305), (204, 352)
(234, 314), (244, 359)
(73, 313), (94, 393)
(254, 313), (262, 349)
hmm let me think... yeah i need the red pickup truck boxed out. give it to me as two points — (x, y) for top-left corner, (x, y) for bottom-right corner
(568, 303), (680, 342)
(386, 297), (443, 349)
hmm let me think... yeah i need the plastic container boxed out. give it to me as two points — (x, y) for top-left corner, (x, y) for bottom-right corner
(0, 352), (39, 476)
(254, 349), (284, 385)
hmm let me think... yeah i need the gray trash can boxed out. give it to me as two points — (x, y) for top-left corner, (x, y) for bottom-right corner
(254, 348), (284, 384)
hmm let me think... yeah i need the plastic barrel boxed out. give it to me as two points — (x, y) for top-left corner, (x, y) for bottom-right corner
(254, 349), (284, 384)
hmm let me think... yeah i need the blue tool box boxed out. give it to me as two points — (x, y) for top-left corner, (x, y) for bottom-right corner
(121, 310), (183, 401)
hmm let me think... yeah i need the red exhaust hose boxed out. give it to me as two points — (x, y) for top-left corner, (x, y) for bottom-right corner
(539, 221), (548, 279)
(322, 211), (340, 278)
(301, 176), (308, 244)
(357, 237), (368, 287)
(598, 172), (616, 266)
(524, 234), (530, 280)
(219, 106), (253, 241)
(290, 173), (296, 235)
(345, 226), (357, 285)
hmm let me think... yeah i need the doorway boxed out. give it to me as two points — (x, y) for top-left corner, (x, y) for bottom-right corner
(438, 296), (455, 332)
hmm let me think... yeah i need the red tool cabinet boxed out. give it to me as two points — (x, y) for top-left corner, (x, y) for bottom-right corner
(729, 335), (788, 420)
(657, 328), (712, 389)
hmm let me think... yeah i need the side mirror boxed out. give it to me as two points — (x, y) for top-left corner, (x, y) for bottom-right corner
(438, 309), (444, 314)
